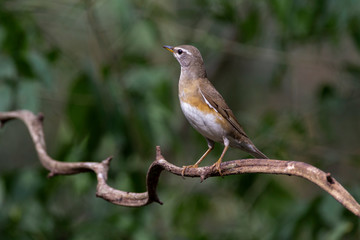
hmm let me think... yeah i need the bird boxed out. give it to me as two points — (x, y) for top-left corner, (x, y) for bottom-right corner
(163, 44), (268, 175)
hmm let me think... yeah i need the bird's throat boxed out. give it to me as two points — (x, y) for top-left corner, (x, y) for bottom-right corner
(180, 64), (207, 82)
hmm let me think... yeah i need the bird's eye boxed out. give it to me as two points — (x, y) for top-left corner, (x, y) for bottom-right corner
(177, 49), (183, 55)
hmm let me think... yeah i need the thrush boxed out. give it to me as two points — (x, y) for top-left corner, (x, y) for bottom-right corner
(163, 45), (268, 175)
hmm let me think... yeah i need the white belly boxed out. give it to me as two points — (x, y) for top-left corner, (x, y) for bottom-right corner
(180, 101), (225, 143)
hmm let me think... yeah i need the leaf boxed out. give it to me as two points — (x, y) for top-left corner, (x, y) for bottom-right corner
(212, 0), (236, 23)
(239, 7), (261, 43)
(349, 16), (360, 52)
(317, 83), (337, 102)
(127, 20), (157, 54)
(0, 85), (11, 111)
(66, 72), (105, 161)
(344, 62), (360, 83)
(27, 51), (52, 85)
(18, 81), (41, 111)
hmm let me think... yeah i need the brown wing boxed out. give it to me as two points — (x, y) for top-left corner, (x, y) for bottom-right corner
(199, 79), (248, 138)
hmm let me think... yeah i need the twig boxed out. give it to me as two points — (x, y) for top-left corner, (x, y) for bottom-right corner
(1, 110), (360, 217)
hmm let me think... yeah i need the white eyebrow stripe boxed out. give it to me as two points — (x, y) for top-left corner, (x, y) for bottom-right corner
(177, 48), (192, 56)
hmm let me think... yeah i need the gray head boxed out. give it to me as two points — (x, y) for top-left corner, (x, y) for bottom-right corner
(163, 45), (207, 79)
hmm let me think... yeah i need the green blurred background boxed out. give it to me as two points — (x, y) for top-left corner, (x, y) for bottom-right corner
(1, 0), (360, 239)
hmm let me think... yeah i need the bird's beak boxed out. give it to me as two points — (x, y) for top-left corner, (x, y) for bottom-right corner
(163, 45), (174, 53)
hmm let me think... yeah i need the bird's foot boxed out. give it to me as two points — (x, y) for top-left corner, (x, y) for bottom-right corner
(211, 161), (222, 176)
(181, 164), (199, 178)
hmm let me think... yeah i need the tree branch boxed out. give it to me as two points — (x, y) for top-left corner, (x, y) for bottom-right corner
(1, 110), (360, 217)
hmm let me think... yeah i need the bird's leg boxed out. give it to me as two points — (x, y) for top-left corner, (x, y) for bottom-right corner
(182, 139), (214, 177)
(211, 138), (230, 175)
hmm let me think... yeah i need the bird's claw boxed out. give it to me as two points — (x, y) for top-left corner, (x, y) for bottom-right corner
(211, 161), (222, 176)
(181, 164), (199, 179)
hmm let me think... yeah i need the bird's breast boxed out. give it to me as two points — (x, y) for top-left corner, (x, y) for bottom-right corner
(179, 97), (227, 143)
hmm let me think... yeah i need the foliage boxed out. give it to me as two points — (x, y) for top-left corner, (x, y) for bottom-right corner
(1, 0), (360, 239)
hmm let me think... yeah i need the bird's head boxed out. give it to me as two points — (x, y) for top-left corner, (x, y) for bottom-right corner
(163, 45), (204, 68)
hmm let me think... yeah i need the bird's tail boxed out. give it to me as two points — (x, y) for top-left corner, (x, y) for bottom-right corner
(250, 146), (268, 159)
(243, 142), (268, 159)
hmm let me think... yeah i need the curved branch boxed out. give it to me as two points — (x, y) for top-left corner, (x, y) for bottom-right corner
(1, 110), (360, 217)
